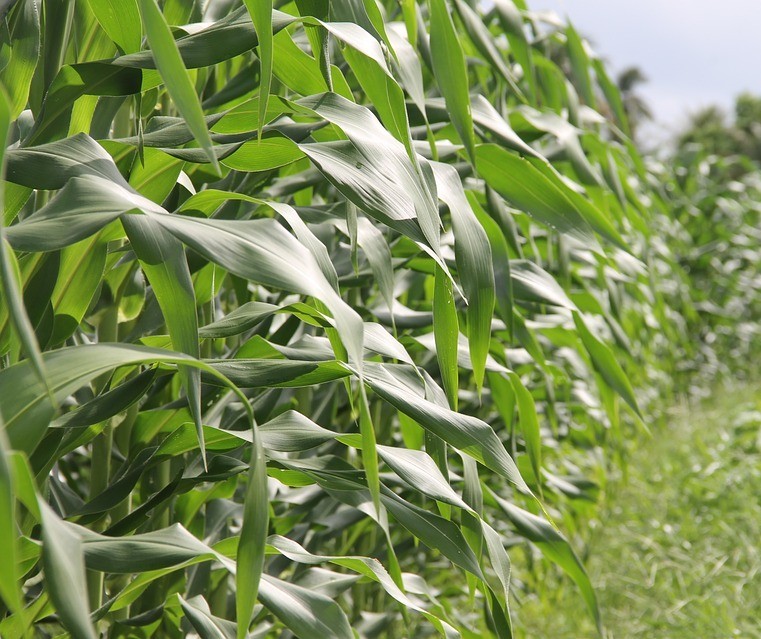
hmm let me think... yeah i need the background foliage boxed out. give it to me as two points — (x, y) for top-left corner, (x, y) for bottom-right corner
(0, 0), (753, 637)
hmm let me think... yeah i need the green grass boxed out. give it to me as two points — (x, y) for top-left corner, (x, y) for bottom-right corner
(516, 383), (761, 638)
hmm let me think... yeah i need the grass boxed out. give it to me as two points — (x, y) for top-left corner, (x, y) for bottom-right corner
(516, 383), (761, 638)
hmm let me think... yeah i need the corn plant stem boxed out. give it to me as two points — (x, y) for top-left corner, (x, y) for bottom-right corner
(85, 304), (119, 610)
(108, 401), (138, 620)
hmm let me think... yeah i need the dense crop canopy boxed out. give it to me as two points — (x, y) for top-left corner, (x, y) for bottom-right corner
(0, 1), (684, 637)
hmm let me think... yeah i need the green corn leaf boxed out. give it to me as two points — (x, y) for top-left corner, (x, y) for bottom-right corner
(221, 138), (304, 172)
(137, 0), (218, 170)
(207, 359), (351, 389)
(0, 84), (48, 392)
(84, 0), (141, 54)
(5, 175), (160, 251)
(27, 63), (143, 145)
(122, 215), (205, 466)
(491, 491), (601, 632)
(128, 146), (185, 203)
(593, 57), (631, 136)
(0, 0), (41, 119)
(481, 521), (514, 638)
(243, 0), (272, 139)
(295, 92), (442, 255)
(156, 411), (338, 457)
(565, 23), (596, 108)
(574, 312), (641, 417)
(510, 259), (575, 309)
(272, 28), (339, 97)
(433, 264), (459, 410)
(237, 423), (268, 639)
(469, 95), (540, 158)
(508, 372), (542, 487)
(475, 144), (597, 246)
(49, 231), (108, 345)
(429, 0), (476, 163)
(468, 191), (514, 335)
(54, 368), (157, 429)
(0, 343), (248, 453)
(0, 423), (24, 622)
(39, 501), (97, 639)
(433, 161), (495, 391)
(143, 213), (364, 370)
(378, 444), (470, 511)
(358, 385), (381, 513)
(114, 8), (293, 70)
(364, 363), (529, 494)
(269, 534), (458, 635)
(6, 133), (129, 190)
(356, 217), (395, 313)
(493, 0), (536, 98)
(258, 575), (354, 639)
(198, 301), (297, 338)
(76, 522), (227, 572)
(179, 595), (237, 639)
(453, 0), (524, 100)
(382, 486), (484, 578)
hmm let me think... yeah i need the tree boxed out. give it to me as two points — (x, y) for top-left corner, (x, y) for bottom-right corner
(616, 66), (652, 139)
(676, 94), (761, 163)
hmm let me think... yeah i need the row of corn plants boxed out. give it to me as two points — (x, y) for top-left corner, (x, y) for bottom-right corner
(0, 0), (689, 637)
(663, 148), (761, 385)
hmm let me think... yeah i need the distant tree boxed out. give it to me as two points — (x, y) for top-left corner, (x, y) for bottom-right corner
(616, 66), (652, 139)
(734, 93), (761, 160)
(735, 93), (761, 133)
(677, 106), (737, 156)
(676, 94), (761, 163)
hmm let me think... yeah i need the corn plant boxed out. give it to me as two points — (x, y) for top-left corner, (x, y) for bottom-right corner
(0, 1), (675, 637)
(663, 148), (761, 383)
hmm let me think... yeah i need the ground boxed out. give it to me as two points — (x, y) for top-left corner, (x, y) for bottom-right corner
(514, 383), (761, 638)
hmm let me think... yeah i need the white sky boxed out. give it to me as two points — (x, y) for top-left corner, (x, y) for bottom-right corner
(530, 0), (761, 143)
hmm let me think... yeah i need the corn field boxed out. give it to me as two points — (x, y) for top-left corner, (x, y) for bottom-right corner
(0, 0), (746, 637)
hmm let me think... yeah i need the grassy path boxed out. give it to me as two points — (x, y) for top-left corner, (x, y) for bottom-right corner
(516, 385), (761, 638)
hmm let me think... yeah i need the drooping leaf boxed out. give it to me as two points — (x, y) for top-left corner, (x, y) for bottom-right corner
(39, 501), (97, 639)
(179, 595), (237, 639)
(0, 83), (48, 391)
(296, 92), (442, 255)
(122, 215), (205, 465)
(433, 161), (495, 391)
(508, 372), (542, 486)
(137, 0), (218, 169)
(364, 363), (529, 494)
(0, 343), (247, 453)
(237, 421), (269, 639)
(243, 0), (273, 139)
(144, 212), (364, 369)
(429, 0), (476, 163)
(574, 312), (641, 417)
(491, 491), (601, 632)
(475, 144), (597, 246)
(258, 575), (354, 639)
(433, 264), (459, 409)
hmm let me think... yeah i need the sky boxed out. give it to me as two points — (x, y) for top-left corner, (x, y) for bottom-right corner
(530, 0), (761, 143)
